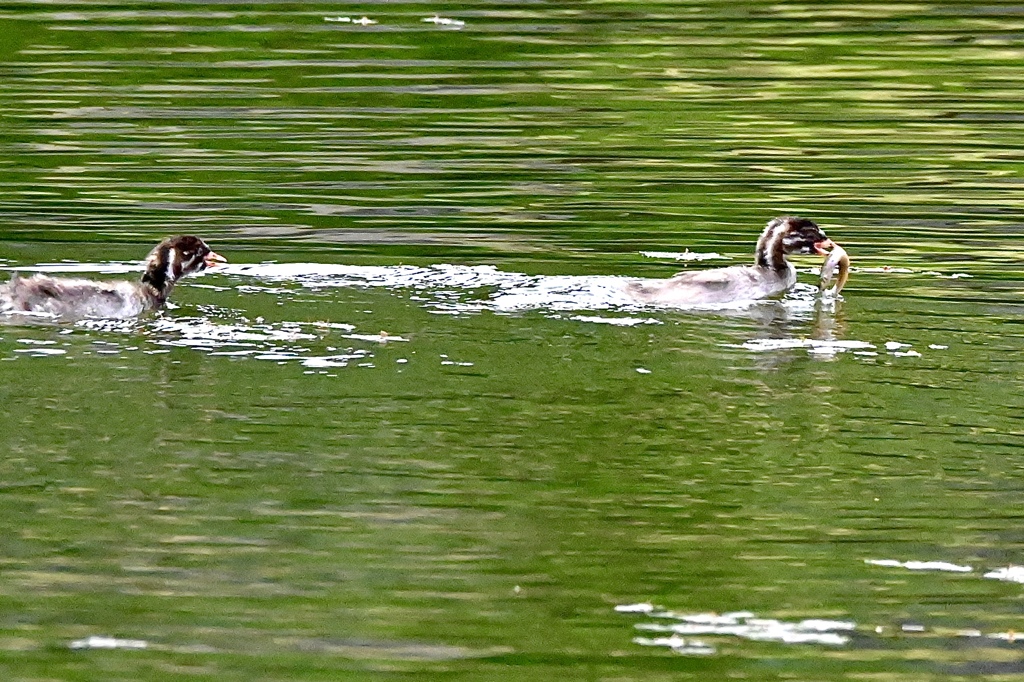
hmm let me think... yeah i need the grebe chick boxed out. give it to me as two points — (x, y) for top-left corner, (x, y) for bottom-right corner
(0, 235), (226, 320)
(626, 216), (839, 306)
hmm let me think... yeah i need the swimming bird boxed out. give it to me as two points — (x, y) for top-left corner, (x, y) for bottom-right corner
(0, 235), (226, 319)
(626, 216), (839, 306)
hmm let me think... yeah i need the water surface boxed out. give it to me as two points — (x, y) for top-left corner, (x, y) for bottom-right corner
(2, 2), (1024, 680)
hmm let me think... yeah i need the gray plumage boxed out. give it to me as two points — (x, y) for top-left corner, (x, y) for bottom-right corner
(626, 217), (833, 306)
(1, 235), (225, 320)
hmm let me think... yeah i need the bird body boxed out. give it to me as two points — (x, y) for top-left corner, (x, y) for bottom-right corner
(627, 217), (837, 306)
(0, 235), (224, 320)
(1, 275), (152, 318)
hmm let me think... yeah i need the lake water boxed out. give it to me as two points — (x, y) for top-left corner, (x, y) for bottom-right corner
(2, 2), (1024, 679)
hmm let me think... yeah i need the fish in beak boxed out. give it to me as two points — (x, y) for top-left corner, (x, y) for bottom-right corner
(819, 243), (850, 293)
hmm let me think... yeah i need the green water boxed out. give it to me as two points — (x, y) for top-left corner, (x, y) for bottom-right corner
(2, 2), (1024, 680)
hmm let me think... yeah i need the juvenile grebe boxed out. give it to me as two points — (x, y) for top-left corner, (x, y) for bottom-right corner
(0, 235), (226, 320)
(626, 216), (839, 306)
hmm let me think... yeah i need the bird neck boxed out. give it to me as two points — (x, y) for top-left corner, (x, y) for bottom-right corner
(139, 245), (180, 304)
(139, 277), (172, 306)
(754, 220), (789, 272)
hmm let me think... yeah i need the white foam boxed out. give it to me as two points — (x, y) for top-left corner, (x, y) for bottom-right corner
(983, 566), (1024, 583)
(5, 309), (390, 371)
(865, 559), (973, 572)
(13, 348), (66, 356)
(640, 250), (730, 262)
(923, 271), (972, 279)
(732, 338), (874, 355)
(632, 635), (716, 655)
(570, 315), (662, 326)
(988, 631), (1024, 641)
(223, 262), (828, 317)
(422, 15), (465, 27)
(301, 352), (371, 368)
(630, 611), (854, 646)
(342, 333), (408, 343)
(619, 600), (1024, 655)
(855, 266), (913, 274)
(2, 262), (140, 275)
(69, 636), (147, 650)
(149, 318), (317, 346)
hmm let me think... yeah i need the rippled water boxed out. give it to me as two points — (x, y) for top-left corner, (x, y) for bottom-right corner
(2, 2), (1024, 680)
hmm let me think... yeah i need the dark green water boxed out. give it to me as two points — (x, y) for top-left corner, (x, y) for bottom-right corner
(2, 2), (1024, 680)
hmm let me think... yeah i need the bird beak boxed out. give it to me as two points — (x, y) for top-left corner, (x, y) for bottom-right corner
(204, 251), (227, 268)
(813, 238), (836, 256)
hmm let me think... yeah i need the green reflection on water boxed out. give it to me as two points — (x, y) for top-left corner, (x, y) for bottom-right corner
(2, 2), (1024, 680)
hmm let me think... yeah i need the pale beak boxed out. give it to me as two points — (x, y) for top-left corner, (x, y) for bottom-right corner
(204, 251), (227, 268)
(813, 238), (836, 256)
